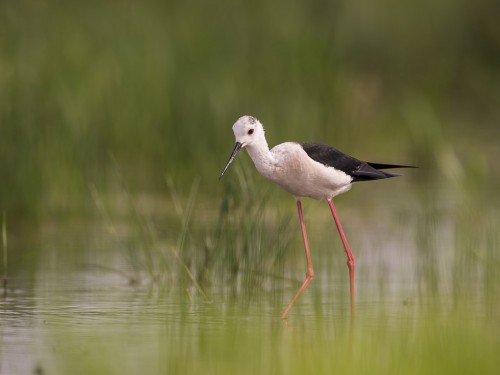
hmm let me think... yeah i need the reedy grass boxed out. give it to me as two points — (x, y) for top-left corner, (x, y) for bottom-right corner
(163, 162), (295, 304)
(1, 211), (7, 290)
(88, 164), (294, 305)
(166, 176), (211, 301)
(1, 0), (499, 218)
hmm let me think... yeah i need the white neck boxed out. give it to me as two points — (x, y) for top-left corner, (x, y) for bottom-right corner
(245, 136), (276, 178)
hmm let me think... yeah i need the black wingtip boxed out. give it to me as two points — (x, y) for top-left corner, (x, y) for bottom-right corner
(382, 171), (403, 178)
(351, 162), (414, 182)
(367, 162), (418, 170)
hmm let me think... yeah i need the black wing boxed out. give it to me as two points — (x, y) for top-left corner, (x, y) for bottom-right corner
(300, 142), (415, 182)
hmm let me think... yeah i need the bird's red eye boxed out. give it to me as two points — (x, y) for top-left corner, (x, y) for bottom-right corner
(248, 129), (254, 135)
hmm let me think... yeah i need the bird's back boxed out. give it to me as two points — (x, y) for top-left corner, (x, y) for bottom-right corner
(300, 142), (413, 182)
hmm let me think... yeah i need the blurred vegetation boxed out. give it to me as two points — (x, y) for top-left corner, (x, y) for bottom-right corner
(1, 0), (499, 219)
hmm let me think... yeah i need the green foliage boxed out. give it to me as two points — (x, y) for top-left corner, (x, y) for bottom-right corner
(1, 0), (499, 217)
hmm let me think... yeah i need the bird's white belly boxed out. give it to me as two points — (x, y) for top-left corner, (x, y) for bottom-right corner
(259, 143), (353, 200)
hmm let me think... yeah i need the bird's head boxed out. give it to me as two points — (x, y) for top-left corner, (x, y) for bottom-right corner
(231, 115), (264, 147)
(219, 115), (264, 179)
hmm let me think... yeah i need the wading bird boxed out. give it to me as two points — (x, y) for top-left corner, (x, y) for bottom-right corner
(220, 115), (414, 319)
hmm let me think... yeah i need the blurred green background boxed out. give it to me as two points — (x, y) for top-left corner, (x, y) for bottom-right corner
(1, 0), (499, 374)
(2, 0), (499, 219)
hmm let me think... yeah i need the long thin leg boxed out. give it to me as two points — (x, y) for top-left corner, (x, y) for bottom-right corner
(281, 200), (314, 319)
(327, 199), (355, 315)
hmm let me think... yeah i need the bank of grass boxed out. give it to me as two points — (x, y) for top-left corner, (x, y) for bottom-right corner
(1, 0), (499, 217)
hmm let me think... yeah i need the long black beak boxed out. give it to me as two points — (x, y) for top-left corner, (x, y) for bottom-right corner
(219, 142), (242, 179)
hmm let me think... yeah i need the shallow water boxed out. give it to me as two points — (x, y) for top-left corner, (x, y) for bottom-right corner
(1, 207), (498, 375)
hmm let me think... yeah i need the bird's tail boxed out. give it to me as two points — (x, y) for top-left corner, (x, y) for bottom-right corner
(352, 162), (416, 182)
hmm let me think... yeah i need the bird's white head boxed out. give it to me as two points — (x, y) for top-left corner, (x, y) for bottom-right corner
(219, 115), (265, 179)
(231, 115), (265, 148)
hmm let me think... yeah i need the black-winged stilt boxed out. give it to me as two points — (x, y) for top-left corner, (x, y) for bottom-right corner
(220, 115), (414, 319)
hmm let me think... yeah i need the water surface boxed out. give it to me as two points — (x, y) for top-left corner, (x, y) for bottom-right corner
(1, 208), (497, 374)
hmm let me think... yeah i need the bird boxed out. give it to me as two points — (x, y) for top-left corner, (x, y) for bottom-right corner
(219, 115), (415, 319)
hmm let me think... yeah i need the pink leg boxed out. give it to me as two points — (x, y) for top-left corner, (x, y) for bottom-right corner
(281, 200), (314, 319)
(327, 199), (355, 315)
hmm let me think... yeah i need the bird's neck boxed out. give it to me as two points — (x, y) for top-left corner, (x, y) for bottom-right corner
(245, 138), (276, 178)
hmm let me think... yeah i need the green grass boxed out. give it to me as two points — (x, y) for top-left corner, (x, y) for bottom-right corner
(1, 0), (499, 217)
(1, 211), (7, 289)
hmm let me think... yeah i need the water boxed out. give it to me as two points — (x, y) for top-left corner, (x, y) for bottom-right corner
(1, 212), (497, 375)
(2, 274), (495, 374)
